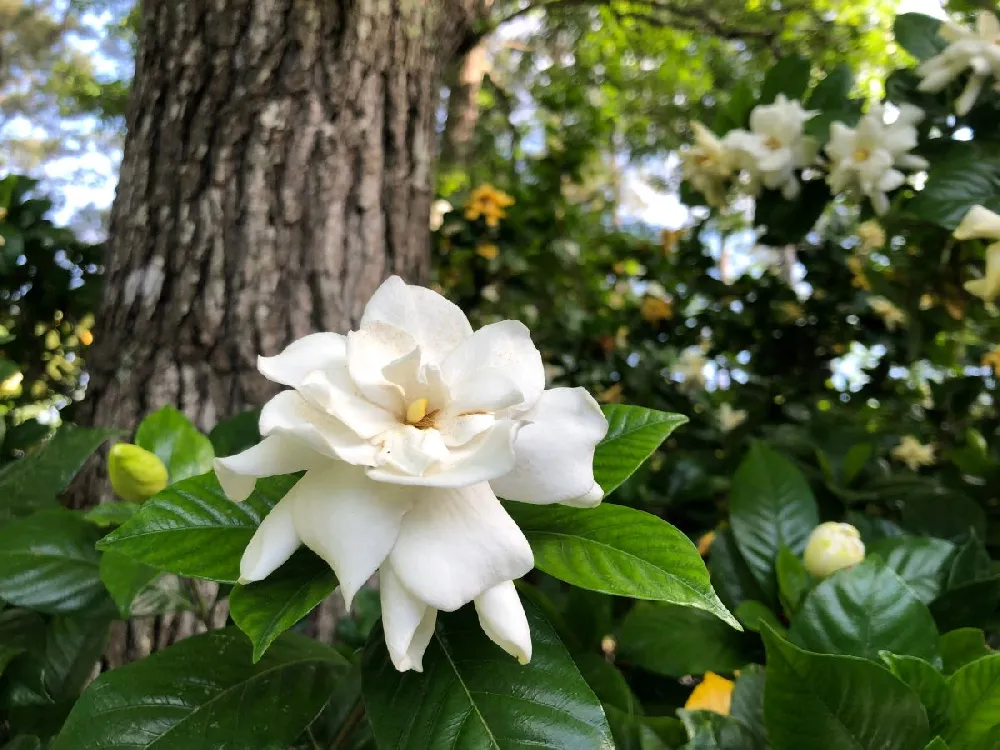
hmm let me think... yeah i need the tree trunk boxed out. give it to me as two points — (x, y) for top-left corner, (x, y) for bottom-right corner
(74, 0), (485, 664)
(439, 41), (489, 172)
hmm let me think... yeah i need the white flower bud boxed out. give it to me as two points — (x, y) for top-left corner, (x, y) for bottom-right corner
(803, 522), (865, 578)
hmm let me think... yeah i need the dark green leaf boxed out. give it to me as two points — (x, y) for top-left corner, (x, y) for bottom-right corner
(906, 143), (1000, 230)
(618, 602), (750, 678)
(756, 181), (831, 246)
(505, 501), (737, 627)
(729, 444), (820, 603)
(945, 654), (1000, 749)
(940, 629), (993, 675)
(775, 545), (811, 615)
(82, 502), (139, 528)
(806, 64), (853, 110)
(361, 599), (613, 749)
(52, 628), (347, 750)
(679, 709), (765, 750)
(925, 738), (949, 750)
(2, 738), (41, 750)
(0, 426), (117, 523)
(230, 549), (337, 662)
(760, 55), (811, 104)
(135, 405), (215, 483)
(762, 627), (931, 750)
(902, 494), (987, 543)
(894, 13), (946, 62)
(209, 408), (261, 458)
(734, 601), (785, 635)
(99, 551), (189, 618)
(790, 559), (940, 664)
(709, 529), (769, 613)
(0, 509), (109, 614)
(931, 577), (1000, 632)
(882, 653), (951, 736)
(98, 473), (298, 583)
(594, 405), (687, 495)
(869, 536), (956, 603)
(730, 666), (767, 748)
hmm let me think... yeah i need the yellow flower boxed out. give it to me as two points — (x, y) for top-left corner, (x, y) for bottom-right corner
(955, 205), (1000, 301)
(0, 371), (23, 397)
(476, 243), (499, 261)
(696, 530), (716, 556)
(847, 256), (871, 291)
(944, 298), (965, 320)
(597, 382), (624, 404)
(857, 220), (886, 252)
(868, 297), (905, 330)
(803, 522), (865, 578)
(891, 435), (935, 471)
(778, 301), (803, 320)
(44, 329), (60, 351)
(684, 673), (734, 715)
(983, 347), (1000, 375)
(919, 294), (936, 310)
(79, 329), (94, 346)
(465, 184), (515, 227)
(718, 403), (746, 432)
(108, 443), (169, 502)
(640, 296), (673, 324)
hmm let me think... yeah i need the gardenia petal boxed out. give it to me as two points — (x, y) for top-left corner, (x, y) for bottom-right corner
(441, 320), (545, 412)
(346, 322), (414, 413)
(258, 332), (346, 388)
(474, 581), (532, 664)
(490, 387), (608, 506)
(388, 482), (534, 611)
(289, 463), (416, 608)
(214, 433), (327, 502)
(380, 564), (437, 672)
(299, 369), (399, 439)
(259, 390), (379, 466)
(955, 205), (1000, 241)
(361, 275), (473, 363)
(238, 493), (301, 583)
(447, 367), (525, 414)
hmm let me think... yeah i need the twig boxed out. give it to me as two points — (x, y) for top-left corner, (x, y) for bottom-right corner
(331, 700), (366, 750)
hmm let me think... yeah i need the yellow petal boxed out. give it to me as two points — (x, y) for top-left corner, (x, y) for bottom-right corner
(684, 672), (734, 715)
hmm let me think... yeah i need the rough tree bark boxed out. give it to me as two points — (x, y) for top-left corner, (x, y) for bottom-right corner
(73, 0), (487, 664)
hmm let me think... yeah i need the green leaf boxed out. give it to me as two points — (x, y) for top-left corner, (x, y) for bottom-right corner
(945, 654), (1000, 749)
(756, 181), (831, 246)
(806, 64), (853, 111)
(709, 529), (768, 614)
(931, 577), (1000, 632)
(839, 442), (872, 485)
(98, 473), (298, 583)
(2, 738), (41, 750)
(902, 493), (987, 543)
(230, 549), (337, 662)
(762, 627), (931, 750)
(734, 601), (785, 635)
(894, 12), (946, 62)
(208, 408), (261, 457)
(361, 599), (613, 749)
(594, 405), (687, 495)
(925, 738), (950, 750)
(135, 405), (215, 483)
(790, 559), (940, 664)
(0, 509), (110, 614)
(82, 502), (139, 528)
(730, 665), (768, 748)
(618, 603), (750, 678)
(505, 501), (738, 628)
(883, 653), (951, 736)
(940, 629), (993, 675)
(869, 536), (956, 603)
(99, 551), (189, 618)
(906, 143), (1000, 230)
(760, 55), (811, 104)
(0, 425), (117, 523)
(575, 654), (647, 750)
(678, 709), (765, 750)
(729, 444), (820, 603)
(775, 545), (811, 614)
(52, 628), (347, 750)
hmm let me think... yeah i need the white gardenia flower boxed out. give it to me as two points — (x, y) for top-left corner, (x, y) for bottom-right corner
(724, 95), (818, 199)
(215, 276), (609, 672)
(825, 103), (929, 215)
(917, 11), (1000, 116)
(891, 435), (935, 471)
(955, 205), (1000, 300)
(803, 522), (865, 578)
(717, 403), (746, 432)
(680, 122), (736, 207)
(676, 347), (708, 390)
(429, 199), (453, 231)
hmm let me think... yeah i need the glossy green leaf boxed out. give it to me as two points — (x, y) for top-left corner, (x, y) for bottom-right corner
(208, 408), (261, 458)
(869, 536), (955, 603)
(763, 627), (931, 750)
(902, 493), (987, 544)
(0, 425), (117, 523)
(99, 551), (189, 618)
(760, 55), (811, 104)
(775, 545), (811, 614)
(2, 738), (41, 750)
(361, 599), (613, 749)
(925, 739), (950, 750)
(894, 12), (946, 62)
(0, 509), (109, 614)
(135, 405), (215, 483)
(806, 64), (853, 111)
(940, 629), (993, 675)
(931, 577), (1000, 632)
(945, 654), (1000, 749)
(734, 600), (785, 635)
(729, 444), (819, 602)
(594, 405), (687, 495)
(709, 529), (769, 613)
(53, 628), (347, 750)
(679, 709), (765, 750)
(505, 501), (738, 628)
(906, 143), (1000, 230)
(82, 502), (139, 528)
(730, 666), (767, 748)
(230, 549), (337, 662)
(576, 654), (647, 750)
(790, 559), (940, 664)
(98, 473), (298, 583)
(883, 653), (951, 736)
(618, 602), (750, 678)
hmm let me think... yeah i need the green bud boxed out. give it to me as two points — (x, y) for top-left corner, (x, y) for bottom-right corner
(108, 443), (168, 502)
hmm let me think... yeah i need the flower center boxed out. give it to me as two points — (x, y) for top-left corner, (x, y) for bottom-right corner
(765, 136), (782, 150)
(853, 147), (871, 162)
(694, 153), (713, 166)
(405, 398), (439, 430)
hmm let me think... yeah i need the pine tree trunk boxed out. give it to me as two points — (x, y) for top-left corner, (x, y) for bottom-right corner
(73, 0), (485, 665)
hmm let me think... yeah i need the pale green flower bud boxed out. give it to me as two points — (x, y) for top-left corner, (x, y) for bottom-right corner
(108, 443), (168, 502)
(803, 522), (865, 578)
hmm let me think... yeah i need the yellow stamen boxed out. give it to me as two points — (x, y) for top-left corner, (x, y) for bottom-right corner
(764, 136), (782, 150)
(854, 147), (871, 162)
(405, 398), (429, 425)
